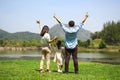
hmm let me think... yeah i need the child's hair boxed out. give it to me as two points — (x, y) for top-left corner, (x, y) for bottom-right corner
(56, 40), (62, 49)
(40, 25), (49, 36)
(68, 20), (75, 27)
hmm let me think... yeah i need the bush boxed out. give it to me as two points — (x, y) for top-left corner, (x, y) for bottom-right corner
(99, 40), (106, 49)
(78, 39), (90, 48)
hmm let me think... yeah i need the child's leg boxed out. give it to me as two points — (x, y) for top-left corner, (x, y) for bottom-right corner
(53, 54), (57, 62)
(56, 53), (63, 65)
(56, 53), (63, 72)
(58, 57), (63, 70)
(57, 61), (62, 72)
(57, 61), (60, 70)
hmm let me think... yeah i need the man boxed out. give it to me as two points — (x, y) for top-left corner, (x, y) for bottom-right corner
(53, 12), (89, 74)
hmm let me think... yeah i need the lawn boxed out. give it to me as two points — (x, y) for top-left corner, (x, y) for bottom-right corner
(0, 60), (120, 80)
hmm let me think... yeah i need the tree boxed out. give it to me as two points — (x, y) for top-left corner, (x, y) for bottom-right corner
(91, 31), (101, 40)
(101, 21), (120, 45)
(0, 39), (11, 47)
(78, 39), (90, 48)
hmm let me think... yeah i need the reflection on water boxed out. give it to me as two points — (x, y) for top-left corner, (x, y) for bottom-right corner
(78, 53), (120, 64)
(0, 51), (120, 64)
(0, 51), (41, 60)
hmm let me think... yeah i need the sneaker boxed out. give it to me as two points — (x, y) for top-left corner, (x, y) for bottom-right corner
(58, 69), (62, 72)
(59, 65), (63, 70)
(40, 69), (44, 73)
(46, 69), (51, 72)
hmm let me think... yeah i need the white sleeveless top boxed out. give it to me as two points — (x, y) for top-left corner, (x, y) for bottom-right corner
(41, 33), (50, 47)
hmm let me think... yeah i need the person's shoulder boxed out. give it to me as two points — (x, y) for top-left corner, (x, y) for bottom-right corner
(44, 33), (50, 38)
(75, 23), (83, 29)
(59, 23), (63, 25)
(44, 33), (50, 36)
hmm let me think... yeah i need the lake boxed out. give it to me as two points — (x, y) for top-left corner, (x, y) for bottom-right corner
(0, 51), (120, 64)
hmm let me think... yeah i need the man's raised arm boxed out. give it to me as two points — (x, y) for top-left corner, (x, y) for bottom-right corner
(81, 12), (89, 23)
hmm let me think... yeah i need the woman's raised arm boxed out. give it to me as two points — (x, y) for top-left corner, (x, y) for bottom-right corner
(36, 20), (42, 33)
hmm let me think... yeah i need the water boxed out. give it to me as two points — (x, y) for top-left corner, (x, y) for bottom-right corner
(0, 51), (41, 60)
(78, 52), (120, 64)
(0, 51), (120, 64)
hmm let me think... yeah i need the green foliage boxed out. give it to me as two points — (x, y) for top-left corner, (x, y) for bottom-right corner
(0, 39), (11, 47)
(99, 40), (106, 49)
(0, 60), (120, 80)
(101, 21), (120, 45)
(0, 39), (41, 47)
(91, 31), (101, 40)
(78, 39), (90, 48)
(89, 39), (102, 48)
(0, 37), (64, 47)
(91, 21), (120, 45)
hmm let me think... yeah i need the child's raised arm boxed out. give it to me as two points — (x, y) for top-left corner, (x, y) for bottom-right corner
(81, 12), (89, 23)
(53, 14), (61, 24)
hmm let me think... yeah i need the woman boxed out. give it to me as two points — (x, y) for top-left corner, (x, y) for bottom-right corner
(37, 20), (57, 73)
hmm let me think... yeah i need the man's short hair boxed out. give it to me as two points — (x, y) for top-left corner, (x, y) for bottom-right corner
(68, 20), (75, 27)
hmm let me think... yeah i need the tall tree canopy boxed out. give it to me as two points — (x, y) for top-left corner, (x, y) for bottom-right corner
(101, 21), (120, 45)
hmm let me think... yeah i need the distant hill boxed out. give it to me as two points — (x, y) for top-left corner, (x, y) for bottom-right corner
(0, 29), (13, 39)
(0, 25), (92, 41)
(49, 24), (92, 41)
(0, 29), (41, 40)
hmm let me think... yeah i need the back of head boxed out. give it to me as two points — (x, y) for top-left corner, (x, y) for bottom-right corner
(68, 20), (75, 27)
(40, 25), (49, 36)
(56, 40), (62, 49)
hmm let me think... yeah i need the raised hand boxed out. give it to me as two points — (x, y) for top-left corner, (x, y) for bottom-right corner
(36, 20), (40, 24)
(36, 19), (42, 32)
(85, 12), (89, 18)
(82, 12), (89, 23)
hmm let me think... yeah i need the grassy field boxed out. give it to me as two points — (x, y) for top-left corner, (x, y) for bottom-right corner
(0, 60), (120, 80)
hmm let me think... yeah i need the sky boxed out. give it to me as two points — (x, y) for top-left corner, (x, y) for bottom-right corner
(0, 0), (120, 33)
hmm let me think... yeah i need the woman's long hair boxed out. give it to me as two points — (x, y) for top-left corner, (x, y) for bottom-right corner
(40, 25), (49, 36)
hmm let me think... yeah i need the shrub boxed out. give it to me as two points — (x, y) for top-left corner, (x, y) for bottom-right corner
(99, 40), (106, 49)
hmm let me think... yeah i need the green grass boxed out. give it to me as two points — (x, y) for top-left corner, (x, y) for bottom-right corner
(0, 60), (120, 80)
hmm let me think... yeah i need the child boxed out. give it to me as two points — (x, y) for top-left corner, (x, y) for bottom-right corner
(53, 40), (64, 72)
(53, 12), (89, 74)
(36, 20), (57, 73)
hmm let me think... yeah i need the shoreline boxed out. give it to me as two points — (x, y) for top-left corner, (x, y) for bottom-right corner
(78, 47), (120, 53)
(0, 46), (119, 53)
(0, 47), (41, 51)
